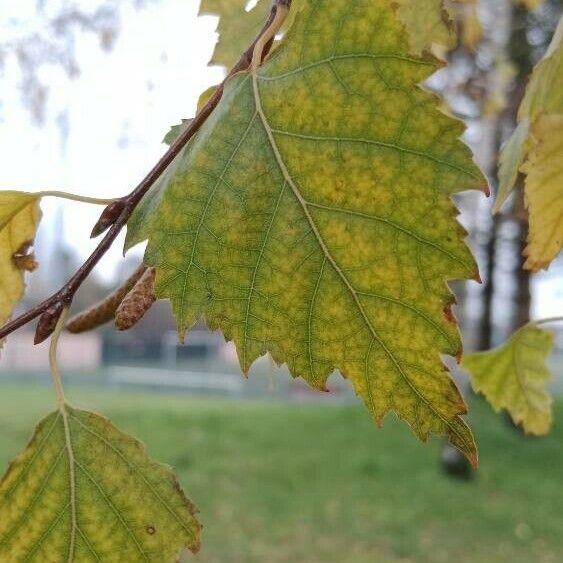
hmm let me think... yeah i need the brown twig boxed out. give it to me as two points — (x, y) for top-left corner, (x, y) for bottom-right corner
(0, 0), (290, 344)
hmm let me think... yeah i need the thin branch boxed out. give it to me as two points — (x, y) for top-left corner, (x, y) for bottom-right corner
(0, 0), (290, 343)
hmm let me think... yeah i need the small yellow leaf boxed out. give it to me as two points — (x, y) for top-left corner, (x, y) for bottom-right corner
(199, 0), (304, 69)
(0, 406), (201, 561)
(462, 326), (554, 435)
(199, 0), (269, 68)
(162, 119), (192, 146)
(197, 85), (218, 112)
(521, 114), (563, 270)
(0, 191), (42, 339)
(394, 0), (457, 56)
(495, 15), (563, 269)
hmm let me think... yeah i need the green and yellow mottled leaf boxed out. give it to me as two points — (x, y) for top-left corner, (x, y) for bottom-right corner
(199, 0), (270, 68)
(199, 0), (304, 69)
(394, 0), (457, 56)
(0, 191), (42, 343)
(495, 15), (563, 269)
(462, 326), (554, 435)
(0, 406), (201, 562)
(162, 119), (192, 146)
(128, 0), (487, 465)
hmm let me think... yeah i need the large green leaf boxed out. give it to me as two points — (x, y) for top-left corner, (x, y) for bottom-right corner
(462, 326), (554, 435)
(0, 406), (201, 561)
(128, 0), (487, 465)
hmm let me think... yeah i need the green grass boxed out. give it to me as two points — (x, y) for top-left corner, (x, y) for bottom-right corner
(0, 384), (561, 563)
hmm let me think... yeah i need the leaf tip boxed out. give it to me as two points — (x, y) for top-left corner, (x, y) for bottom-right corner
(448, 417), (479, 470)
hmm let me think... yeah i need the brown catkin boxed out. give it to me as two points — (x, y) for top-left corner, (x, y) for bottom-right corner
(114, 267), (156, 331)
(66, 264), (147, 333)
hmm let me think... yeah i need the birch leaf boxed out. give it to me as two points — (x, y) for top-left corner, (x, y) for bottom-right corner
(394, 0), (489, 57)
(462, 326), (554, 435)
(0, 407), (201, 561)
(199, 0), (269, 68)
(520, 115), (563, 270)
(495, 16), (563, 270)
(0, 191), (42, 343)
(128, 0), (487, 465)
(199, 0), (303, 69)
(394, 0), (457, 55)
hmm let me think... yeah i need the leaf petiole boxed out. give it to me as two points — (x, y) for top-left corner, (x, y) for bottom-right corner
(48, 306), (70, 410)
(38, 190), (116, 206)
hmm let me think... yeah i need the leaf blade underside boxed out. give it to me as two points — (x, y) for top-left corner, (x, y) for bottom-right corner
(128, 0), (487, 465)
(0, 407), (201, 562)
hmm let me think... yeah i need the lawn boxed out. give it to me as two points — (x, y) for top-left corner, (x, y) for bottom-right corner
(0, 384), (561, 563)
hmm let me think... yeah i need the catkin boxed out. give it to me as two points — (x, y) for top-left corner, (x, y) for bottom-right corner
(114, 267), (156, 331)
(66, 264), (147, 333)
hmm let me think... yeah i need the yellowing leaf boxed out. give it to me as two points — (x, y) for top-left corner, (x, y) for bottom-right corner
(197, 85), (218, 112)
(521, 115), (563, 270)
(495, 16), (563, 270)
(128, 0), (487, 465)
(0, 191), (42, 339)
(199, 0), (269, 68)
(394, 0), (457, 56)
(199, 0), (304, 69)
(0, 406), (201, 561)
(495, 119), (529, 210)
(162, 119), (192, 146)
(462, 326), (554, 435)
